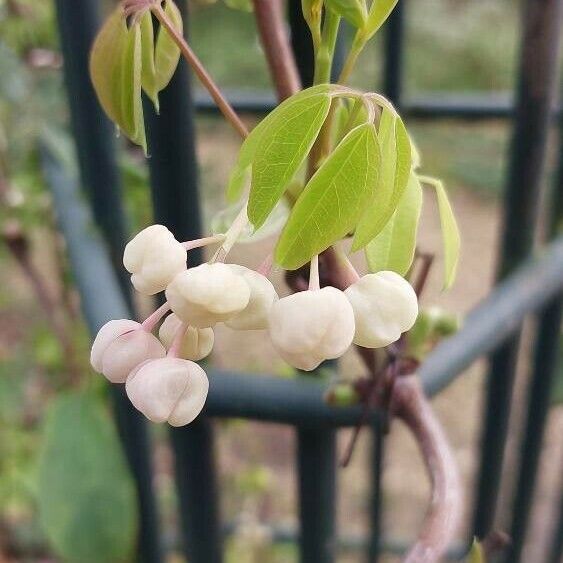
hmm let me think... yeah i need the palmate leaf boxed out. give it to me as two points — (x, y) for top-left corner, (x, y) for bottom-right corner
(275, 123), (380, 269)
(37, 390), (138, 563)
(325, 0), (368, 28)
(364, 0), (399, 40)
(420, 175), (461, 289)
(248, 90), (332, 228)
(365, 171), (422, 275)
(90, 6), (146, 151)
(352, 107), (411, 250)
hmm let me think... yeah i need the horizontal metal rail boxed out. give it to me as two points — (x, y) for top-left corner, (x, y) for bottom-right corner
(193, 89), (562, 120)
(42, 146), (563, 426)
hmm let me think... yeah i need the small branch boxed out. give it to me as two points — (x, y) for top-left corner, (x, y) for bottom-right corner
(251, 0), (301, 101)
(391, 375), (463, 563)
(151, 2), (249, 139)
(2, 222), (82, 385)
(413, 250), (435, 297)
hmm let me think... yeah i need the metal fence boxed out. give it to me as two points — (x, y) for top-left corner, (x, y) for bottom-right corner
(48, 0), (562, 561)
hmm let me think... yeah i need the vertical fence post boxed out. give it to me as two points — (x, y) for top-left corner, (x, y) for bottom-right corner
(472, 0), (563, 540)
(53, 2), (162, 561)
(368, 417), (385, 562)
(382, 0), (404, 107)
(507, 74), (563, 562)
(143, 2), (222, 561)
(287, 3), (341, 561)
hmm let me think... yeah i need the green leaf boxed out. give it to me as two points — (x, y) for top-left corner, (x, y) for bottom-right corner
(468, 539), (485, 563)
(275, 123), (380, 269)
(37, 390), (138, 563)
(227, 85), (333, 203)
(365, 171), (422, 274)
(224, 0), (253, 11)
(364, 0), (399, 40)
(248, 90), (332, 228)
(325, 0), (367, 28)
(421, 175), (461, 289)
(352, 108), (411, 250)
(140, 12), (157, 105)
(90, 6), (146, 151)
(140, 2), (182, 112)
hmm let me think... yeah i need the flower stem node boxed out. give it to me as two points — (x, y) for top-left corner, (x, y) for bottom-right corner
(344, 271), (418, 349)
(269, 287), (355, 371)
(165, 263), (251, 328)
(90, 319), (166, 383)
(123, 225), (187, 295)
(126, 357), (209, 426)
(225, 265), (279, 330)
(159, 313), (214, 361)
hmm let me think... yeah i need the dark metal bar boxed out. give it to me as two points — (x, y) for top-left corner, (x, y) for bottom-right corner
(288, 0), (315, 88)
(507, 296), (563, 562)
(192, 90), (563, 120)
(142, 2), (222, 561)
(53, 0), (132, 301)
(53, 1), (161, 559)
(169, 419), (222, 563)
(508, 90), (563, 562)
(420, 235), (563, 396)
(40, 147), (162, 563)
(382, 0), (404, 105)
(472, 0), (563, 540)
(368, 418), (386, 562)
(297, 428), (337, 563)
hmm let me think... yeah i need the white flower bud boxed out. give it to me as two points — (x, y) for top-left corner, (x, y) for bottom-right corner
(123, 224), (187, 295)
(90, 319), (166, 383)
(125, 357), (209, 426)
(165, 263), (250, 328)
(225, 265), (279, 330)
(158, 313), (214, 361)
(344, 271), (418, 348)
(269, 287), (355, 371)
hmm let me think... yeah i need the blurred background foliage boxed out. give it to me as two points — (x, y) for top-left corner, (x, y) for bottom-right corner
(0, 0), (561, 561)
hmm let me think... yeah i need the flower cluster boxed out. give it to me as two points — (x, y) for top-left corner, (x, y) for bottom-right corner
(91, 222), (418, 427)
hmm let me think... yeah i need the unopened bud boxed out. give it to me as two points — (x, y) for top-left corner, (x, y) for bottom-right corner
(126, 357), (209, 426)
(90, 319), (166, 383)
(165, 263), (250, 328)
(269, 287), (355, 371)
(123, 225), (187, 295)
(159, 313), (214, 361)
(225, 265), (279, 330)
(345, 271), (418, 348)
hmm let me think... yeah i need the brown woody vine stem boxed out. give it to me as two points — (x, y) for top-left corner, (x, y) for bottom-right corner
(251, 0), (301, 101)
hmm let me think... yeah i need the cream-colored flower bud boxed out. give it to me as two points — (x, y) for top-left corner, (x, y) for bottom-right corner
(90, 319), (166, 383)
(158, 313), (214, 361)
(269, 287), (355, 371)
(344, 271), (418, 348)
(126, 358), (209, 426)
(165, 263), (250, 328)
(123, 224), (187, 295)
(225, 265), (279, 330)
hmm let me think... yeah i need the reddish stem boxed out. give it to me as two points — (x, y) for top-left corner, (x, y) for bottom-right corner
(251, 0), (301, 100)
(391, 375), (462, 563)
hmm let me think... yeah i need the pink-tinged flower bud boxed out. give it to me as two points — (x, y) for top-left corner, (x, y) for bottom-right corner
(269, 287), (355, 371)
(165, 263), (250, 328)
(125, 357), (209, 426)
(123, 225), (187, 295)
(344, 271), (418, 348)
(225, 265), (279, 330)
(90, 319), (166, 383)
(158, 313), (214, 361)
